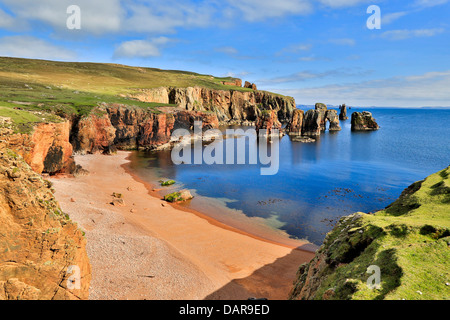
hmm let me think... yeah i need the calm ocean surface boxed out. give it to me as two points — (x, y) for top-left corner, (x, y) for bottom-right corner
(128, 108), (450, 245)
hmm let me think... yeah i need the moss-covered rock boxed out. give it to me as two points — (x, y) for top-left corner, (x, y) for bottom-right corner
(290, 166), (450, 300)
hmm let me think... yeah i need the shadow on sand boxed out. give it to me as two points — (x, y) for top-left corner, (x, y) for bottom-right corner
(205, 245), (316, 300)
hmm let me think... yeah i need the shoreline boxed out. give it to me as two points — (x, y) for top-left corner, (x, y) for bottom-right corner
(50, 151), (315, 300)
(121, 153), (317, 252)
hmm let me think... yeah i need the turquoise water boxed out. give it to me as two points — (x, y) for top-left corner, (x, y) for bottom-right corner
(128, 108), (450, 245)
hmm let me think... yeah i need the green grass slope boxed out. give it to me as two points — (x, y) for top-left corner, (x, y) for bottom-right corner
(290, 166), (450, 300)
(0, 56), (258, 133)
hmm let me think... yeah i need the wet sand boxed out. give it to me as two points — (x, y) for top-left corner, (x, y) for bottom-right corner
(50, 151), (315, 300)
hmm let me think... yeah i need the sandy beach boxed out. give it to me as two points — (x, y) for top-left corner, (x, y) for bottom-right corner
(50, 151), (315, 300)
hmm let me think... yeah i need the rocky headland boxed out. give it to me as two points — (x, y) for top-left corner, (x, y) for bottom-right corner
(289, 166), (450, 300)
(0, 138), (91, 299)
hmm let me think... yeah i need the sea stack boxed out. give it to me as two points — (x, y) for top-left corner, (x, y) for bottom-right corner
(325, 110), (341, 131)
(302, 109), (323, 136)
(255, 110), (282, 136)
(339, 104), (348, 120)
(351, 111), (380, 131)
(287, 109), (304, 136)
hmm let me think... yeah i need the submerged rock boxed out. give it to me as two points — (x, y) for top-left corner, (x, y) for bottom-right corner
(351, 111), (380, 131)
(290, 136), (315, 143)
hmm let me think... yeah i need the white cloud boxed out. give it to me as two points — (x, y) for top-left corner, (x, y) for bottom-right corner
(124, 1), (215, 34)
(223, 71), (251, 78)
(381, 28), (445, 40)
(276, 43), (312, 56)
(215, 46), (238, 55)
(2, 0), (123, 35)
(273, 70), (450, 107)
(329, 38), (356, 46)
(261, 68), (369, 84)
(0, 36), (75, 60)
(226, 0), (313, 21)
(414, 0), (449, 8)
(318, 0), (370, 8)
(0, 8), (15, 28)
(381, 12), (408, 25)
(113, 37), (172, 59)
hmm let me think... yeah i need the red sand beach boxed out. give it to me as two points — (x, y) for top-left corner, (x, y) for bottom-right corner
(50, 152), (315, 300)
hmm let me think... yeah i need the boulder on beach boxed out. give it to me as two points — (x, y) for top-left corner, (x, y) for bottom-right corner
(164, 189), (194, 203)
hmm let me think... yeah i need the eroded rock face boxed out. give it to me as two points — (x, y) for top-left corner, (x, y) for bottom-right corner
(297, 104), (342, 137)
(71, 112), (116, 154)
(302, 109), (324, 137)
(325, 110), (341, 131)
(133, 87), (295, 124)
(351, 111), (380, 131)
(3, 122), (75, 174)
(244, 81), (257, 90)
(222, 79), (242, 87)
(72, 104), (220, 152)
(287, 109), (304, 136)
(0, 148), (91, 300)
(255, 110), (282, 136)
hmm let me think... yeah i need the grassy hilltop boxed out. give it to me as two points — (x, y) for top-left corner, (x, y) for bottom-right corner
(290, 166), (450, 300)
(0, 56), (253, 132)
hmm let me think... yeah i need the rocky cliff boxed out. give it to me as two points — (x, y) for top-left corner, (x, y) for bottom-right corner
(0, 144), (91, 300)
(3, 122), (75, 175)
(71, 104), (220, 153)
(289, 166), (450, 300)
(130, 86), (295, 124)
(288, 103), (341, 137)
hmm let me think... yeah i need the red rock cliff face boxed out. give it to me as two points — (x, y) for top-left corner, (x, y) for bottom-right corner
(0, 146), (91, 300)
(71, 105), (220, 153)
(3, 122), (74, 174)
(71, 113), (116, 154)
(255, 110), (282, 136)
(133, 87), (295, 124)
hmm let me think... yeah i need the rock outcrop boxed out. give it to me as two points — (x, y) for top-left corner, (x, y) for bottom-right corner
(290, 166), (450, 300)
(286, 109), (304, 136)
(244, 81), (257, 91)
(255, 110), (282, 136)
(301, 103), (341, 136)
(351, 111), (380, 131)
(0, 147), (91, 300)
(302, 109), (324, 137)
(325, 110), (341, 132)
(3, 122), (75, 175)
(71, 112), (116, 154)
(71, 105), (220, 153)
(132, 86), (295, 124)
(222, 79), (242, 87)
(339, 104), (348, 120)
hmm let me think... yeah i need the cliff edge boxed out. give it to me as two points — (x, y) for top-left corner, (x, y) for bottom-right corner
(290, 166), (450, 300)
(0, 133), (91, 300)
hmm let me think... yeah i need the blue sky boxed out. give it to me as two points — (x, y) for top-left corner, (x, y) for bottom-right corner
(0, 0), (449, 107)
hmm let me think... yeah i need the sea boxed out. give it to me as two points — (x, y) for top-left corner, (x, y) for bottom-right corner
(127, 107), (450, 246)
